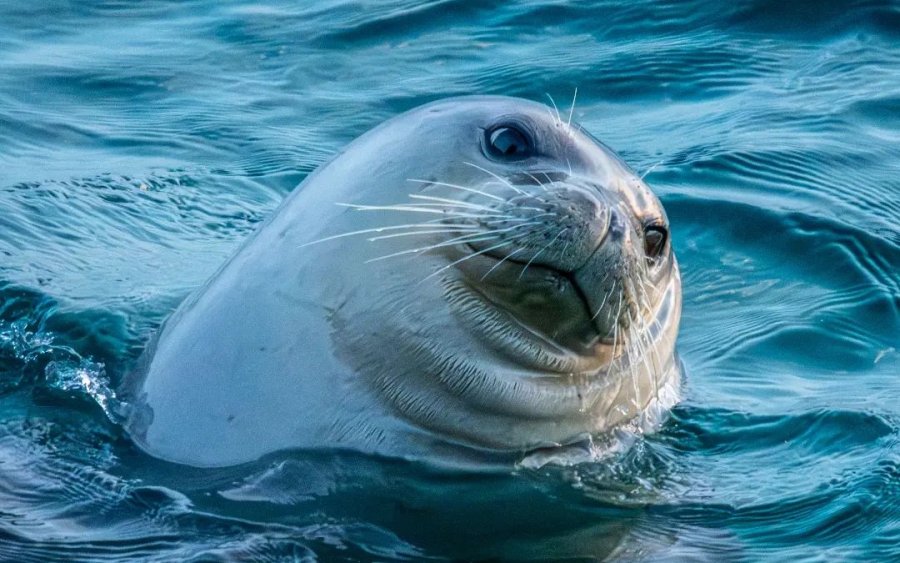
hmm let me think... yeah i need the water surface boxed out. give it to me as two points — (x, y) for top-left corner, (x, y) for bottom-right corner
(1, 1), (899, 560)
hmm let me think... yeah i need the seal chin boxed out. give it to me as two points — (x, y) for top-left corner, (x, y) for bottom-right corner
(451, 244), (616, 361)
(443, 274), (612, 376)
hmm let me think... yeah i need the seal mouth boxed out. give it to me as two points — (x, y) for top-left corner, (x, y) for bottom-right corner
(463, 241), (614, 349)
(449, 273), (611, 375)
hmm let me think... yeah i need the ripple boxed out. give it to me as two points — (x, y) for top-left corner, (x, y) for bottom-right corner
(1, 0), (899, 559)
(666, 406), (895, 456)
(727, 0), (900, 37)
(669, 196), (899, 392)
(0, 171), (280, 321)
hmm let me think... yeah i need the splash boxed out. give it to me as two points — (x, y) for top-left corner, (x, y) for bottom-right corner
(44, 358), (125, 423)
(0, 320), (125, 423)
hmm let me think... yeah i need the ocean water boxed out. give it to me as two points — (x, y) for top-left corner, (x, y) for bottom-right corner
(1, 0), (899, 560)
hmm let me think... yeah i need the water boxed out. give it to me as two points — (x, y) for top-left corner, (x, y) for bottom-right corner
(1, 0), (899, 560)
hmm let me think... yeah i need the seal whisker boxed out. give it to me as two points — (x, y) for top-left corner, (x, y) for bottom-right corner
(566, 87), (578, 133)
(339, 202), (473, 214)
(607, 300), (622, 376)
(543, 106), (559, 125)
(636, 282), (665, 371)
(365, 220), (538, 264)
(523, 171), (551, 193)
(367, 227), (483, 242)
(463, 162), (526, 195)
(630, 322), (643, 411)
(482, 215), (551, 226)
(501, 192), (554, 212)
(638, 280), (664, 323)
(365, 232), (502, 264)
(631, 275), (664, 404)
(300, 222), (477, 248)
(625, 278), (651, 397)
(640, 161), (663, 181)
(545, 93), (562, 125)
(481, 216), (527, 225)
(339, 203), (509, 220)
(408, 194), (496, 212)
(501, 202), (557, 215)
(517, 228), (568, 280)
(622, 321), (637, 405)
(637, 323), (657, 405)
(479, 247), (526, 282)
(634, 269), (655, 298)
(633, 296), (661, 402)
(406, 179), (506, 202)
(420, 236), (528, 285)
(590, 272), (614, 321)
(508, 191), (551, 206)
(370, 202), (492, 213)
(613, 296), (624, 348)
(492, 220), (551, 231)
(591, 291), (611, 322)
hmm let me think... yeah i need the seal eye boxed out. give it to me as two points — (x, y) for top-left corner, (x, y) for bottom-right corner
(644, 224), (668, 260)
(485, 126), (533, 160)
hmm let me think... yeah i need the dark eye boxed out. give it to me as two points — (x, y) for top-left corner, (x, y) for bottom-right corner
(484, 125), (533, 160)
(644, 224), (668, 260)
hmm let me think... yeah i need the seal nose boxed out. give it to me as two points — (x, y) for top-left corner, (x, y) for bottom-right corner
(571, 204), (634, 338)
(556, 186), (611, 266)
(520, 184), (611, 273)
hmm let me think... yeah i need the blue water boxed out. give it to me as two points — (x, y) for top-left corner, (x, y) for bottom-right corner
(1, 1), (899, 560)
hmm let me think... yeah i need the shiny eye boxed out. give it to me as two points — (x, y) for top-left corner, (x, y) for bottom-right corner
(484, 125), (533, 160)
(644, 224), (668, 260)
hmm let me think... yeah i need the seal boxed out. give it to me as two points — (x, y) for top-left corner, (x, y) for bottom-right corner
(121, 96), (682, 468)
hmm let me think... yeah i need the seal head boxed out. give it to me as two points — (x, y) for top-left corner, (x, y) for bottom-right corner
(122, 96), (681, 467)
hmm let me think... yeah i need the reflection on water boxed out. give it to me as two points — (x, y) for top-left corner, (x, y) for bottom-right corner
(1, 0), (898, 560)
